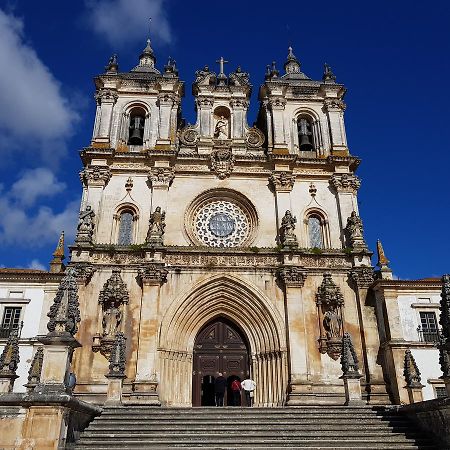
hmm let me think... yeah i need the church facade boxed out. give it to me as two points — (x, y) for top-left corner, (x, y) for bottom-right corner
(66, 40), (393, 408)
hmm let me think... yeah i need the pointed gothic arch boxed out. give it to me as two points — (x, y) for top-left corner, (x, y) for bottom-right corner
(158, 274), (288, 407)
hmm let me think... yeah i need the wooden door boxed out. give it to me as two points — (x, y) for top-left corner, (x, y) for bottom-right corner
(192, 318), (249, 406)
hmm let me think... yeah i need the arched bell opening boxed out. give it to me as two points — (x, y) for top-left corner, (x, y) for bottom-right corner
(192, 316), (250, 407)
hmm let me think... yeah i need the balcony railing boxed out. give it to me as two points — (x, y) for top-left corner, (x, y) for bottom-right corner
(417, 325), (441, 344)
(0, 321), (23, 339)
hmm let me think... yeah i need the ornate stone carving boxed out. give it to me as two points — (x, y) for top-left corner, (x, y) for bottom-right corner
(93, 269), (129, 359)
(322, 63), (336, 83)
(196, 96), (214, 108)
(211, 147), (234, 179)
(138, 264), (168, 285)
(341, 332), (360, 377)
(148, 167), (175, 188)
(345, 211), (368, 250)
(268, 97), (286, 110)
(324, 98), (346, 111)
(165, 254), (279, 268)
(125, 177), (133, 192)
(316, 273), (345, 360)
(280, 211), (298, 247)
(277, 266), (307, 287)
(229, 66), (250, 87)
(404, 349), (422, 388)
(74, 264), (96, 284)
(25, 347), (43, 391)
(146, 207), (166, 246)
(80, 166), (111, 187)
(106, 332), (126, 378)
(47, 268), (81, 336)
(269, 171), (295, 192)
(309, 183), (317, 197)
(349, 267), (374, 289)
(179, 126), (199, 146)
(157, 93), (176, 106)
(0, 329), (20, 377)
(245, 127), (265, 148)
(75, 205), (95, 245)
(439, 274), (450, 377)
(94, 89), (118, 104)
(330, 174), (361, 193)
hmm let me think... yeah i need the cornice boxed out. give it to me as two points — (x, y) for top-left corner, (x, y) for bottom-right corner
(372, 278), (442, 292)
(0, 269), (64, 284)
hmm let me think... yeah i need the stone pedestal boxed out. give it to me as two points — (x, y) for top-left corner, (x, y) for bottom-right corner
(342, 375), (364, 405)
(130, 381), (160, 405)
(105, 376), (124, 405)
(444, 377), (450, 397)
(0, 374), (17, 393)
(406, 385), (424, 404)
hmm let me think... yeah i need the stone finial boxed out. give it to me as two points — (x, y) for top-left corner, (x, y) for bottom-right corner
(105, 54), (119, 73)
(375, 239), (393, 280)
(345, 211), (368, 250)
(46, 268), (81, 336)
(49, 231), (65, 273)
(0, 329), (20, 376)
(403, 349), (422, 388)
(164, 56), (178, 75)
(145, 207), (166, 246)
(341, 332), (361, 377)
(438, 274), (450, 378)
(280, 210), (298, 248)
(75, 205), (95, 245)
(107, 332), (126, 378)
(284, 46), (300, 74)
(322, 63), (336, 83)
(25, 347), (44, 391)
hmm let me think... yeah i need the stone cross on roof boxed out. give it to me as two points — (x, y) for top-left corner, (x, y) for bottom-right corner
(216, 56), (228, 76)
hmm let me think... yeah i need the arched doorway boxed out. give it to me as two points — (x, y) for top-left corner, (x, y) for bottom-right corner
(192, 317), (249, 407)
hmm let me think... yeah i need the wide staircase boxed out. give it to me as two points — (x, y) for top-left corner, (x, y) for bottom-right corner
(73, 405), (439, 449)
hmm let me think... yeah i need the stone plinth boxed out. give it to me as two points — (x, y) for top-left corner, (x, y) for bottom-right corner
(105, 376), (124, 405)
(0, 374), (18, 393)
(130, 381), (160, 405)
(342, 375), (364, 405)
(406, 385), (424, 404)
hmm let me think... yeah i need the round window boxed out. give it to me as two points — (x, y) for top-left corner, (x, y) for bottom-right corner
(194, 201), (249, 247)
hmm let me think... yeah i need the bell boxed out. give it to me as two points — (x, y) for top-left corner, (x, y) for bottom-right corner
(299, 134), (314, 152)
(128, 117), (144, 145)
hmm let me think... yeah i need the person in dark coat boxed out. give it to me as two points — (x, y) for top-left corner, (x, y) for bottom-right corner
(214, 372), (226, 406)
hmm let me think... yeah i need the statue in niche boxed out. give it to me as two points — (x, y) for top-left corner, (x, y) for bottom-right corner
(102, 299), (122, 337)
(280, 210), (298, 247)
(146, 206), (166, 245)
(75, 205), (95, 243)
(345, 211), (367, 249)
(214, 116), (229, 140)
(323, 309), (342, 340)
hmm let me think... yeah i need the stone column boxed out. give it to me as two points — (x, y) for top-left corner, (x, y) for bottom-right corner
(79, 165), (111, 216)
(105, 333), (127, 405)
(93, 89), (118, 144)
(148, 166), (175, 213)
(230, 99), (247, 142)
(277, 266), (309, 405)
(349, 268), (389, 404)
(324, 98), (347, 153)
(156, 93), (175, 149)
(131, 264), (168, 404)
(269, 98), (288, 154)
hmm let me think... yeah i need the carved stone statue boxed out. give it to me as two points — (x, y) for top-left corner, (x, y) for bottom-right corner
(146, 207), (166, 245)
(214, 116), (228, 140)
(323, 309), (342, 340)
(345, 211), (367, 249)
(280, 210), (298, 247)
(102, 301), (122, 337)
(75, 205), (95, 244)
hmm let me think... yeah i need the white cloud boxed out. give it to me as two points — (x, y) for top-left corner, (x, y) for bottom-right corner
(28, 259), (46, 270)
(85, 0), (171, 47)
(0, 9), (79, 162)
(11, 167), (67, 207)
(0, 171), (78, 248)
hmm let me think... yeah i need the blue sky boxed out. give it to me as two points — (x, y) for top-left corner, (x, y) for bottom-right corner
(0, 0), (448, 279)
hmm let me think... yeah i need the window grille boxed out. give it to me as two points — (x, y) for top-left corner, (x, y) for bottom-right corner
(417, 311), (439, 343)
(0, 307), (22, 338)
(308, 216), (323, 249)
(118, 211), (134, 245)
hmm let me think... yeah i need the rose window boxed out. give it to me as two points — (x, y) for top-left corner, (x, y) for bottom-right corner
(194, 201), (249, 247)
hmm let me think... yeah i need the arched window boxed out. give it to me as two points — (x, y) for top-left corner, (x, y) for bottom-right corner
(127, 107), (146, 145)
(308, 215), (323, 249)
(297, 117), (315, 152)
(118, 210), (134, 245)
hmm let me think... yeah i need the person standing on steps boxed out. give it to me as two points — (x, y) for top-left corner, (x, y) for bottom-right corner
(241, 376), (256, 407)
(231, 378), (242, 406)
(214, 372), (226, 406)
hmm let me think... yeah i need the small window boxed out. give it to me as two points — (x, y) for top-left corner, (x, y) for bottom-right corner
(297, 117), (315, 152)
(308, 215), (323, 249)
(8, 291), (23, 298)
(435, 387), (447, 399)
(1, 306), (22, 338)
(127, 108), (146, 146)
(118, 211), (134, 245)
(418, 311), (439, 343)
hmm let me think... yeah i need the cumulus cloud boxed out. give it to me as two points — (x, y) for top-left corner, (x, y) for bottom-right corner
(28, 259), (46, 270)
(0, 170), (79, 248)
(10, 167), (67, 206)
(85, 0), (171, 47)
(0, 9), (79, 162)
